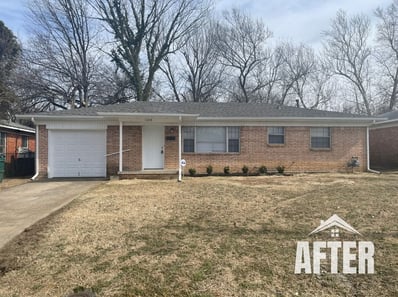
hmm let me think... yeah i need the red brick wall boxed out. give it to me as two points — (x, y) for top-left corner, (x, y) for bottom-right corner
(370, 126), (398, 169)
(4, 133), (17, 164)
(164, 126), (179, 170)
(37, 124), (368, 177)
(106, 125), (142, 175)
(38, 125), (48, 176)
(179, 126), (367, 174)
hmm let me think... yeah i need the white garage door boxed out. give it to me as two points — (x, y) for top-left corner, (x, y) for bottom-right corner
(48, 130), (106, 178)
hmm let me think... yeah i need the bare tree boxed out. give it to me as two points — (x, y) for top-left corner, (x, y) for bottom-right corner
(285, 44), (333, 109)
(308, 62), (335, 110)
(154, 55), (182, 102)
(159, 23), (223, 102)
(257, 46), (284, 104)
(215, 9), (272, 103)
(375, 0), (398, 111)
(93, 0), (209, 102)
(323, 10), (373, 115)
(276, 43), (315, 106)
(16, 0), (104, 111)
(181, 26), (224, 102)
(0, 21), (20, 119)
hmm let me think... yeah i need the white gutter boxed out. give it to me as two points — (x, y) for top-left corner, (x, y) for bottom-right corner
(197, 116), (384, 122)
(370, 118), (398, 125)
(31, 119), (40, 180)
(97, 112), (200, 118)
(16, 115), (104, 120)
(0, 124), (35, 134)
(366, 126), (380, 174)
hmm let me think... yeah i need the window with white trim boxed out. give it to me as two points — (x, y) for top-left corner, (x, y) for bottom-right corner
(311, 127), (331, 149)
(182, 126), (240, 153)
(183, 127), (195, 152)
(268, 127), (285, 144)
(0, 132), (5, 154)
(22, 135), (28, 148)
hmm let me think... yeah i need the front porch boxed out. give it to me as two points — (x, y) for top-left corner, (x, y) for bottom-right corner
(104, 113), (196, 180)
(118, 169), (179, 180)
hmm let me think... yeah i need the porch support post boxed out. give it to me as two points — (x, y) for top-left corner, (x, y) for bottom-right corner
(119, 121), (123, 173)
(178, 119), (182, 182)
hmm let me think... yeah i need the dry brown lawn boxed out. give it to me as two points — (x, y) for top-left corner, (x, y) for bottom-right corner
(0, 178), (30, 190)
(0, 173), (397, 297)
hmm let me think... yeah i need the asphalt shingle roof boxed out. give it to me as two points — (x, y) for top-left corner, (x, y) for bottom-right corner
(378, 110), (398, 121)
(28, 102), (372, 119)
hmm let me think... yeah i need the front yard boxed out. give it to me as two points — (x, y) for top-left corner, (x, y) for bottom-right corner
(0, 173), (397, 296)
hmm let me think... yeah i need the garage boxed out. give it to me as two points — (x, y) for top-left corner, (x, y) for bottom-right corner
(48, 130), (106, 178)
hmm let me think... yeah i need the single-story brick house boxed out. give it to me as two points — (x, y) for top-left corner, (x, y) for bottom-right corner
(369, 110), (398, 169)
(0, 120), (36, 176)
(17, 102), (382, 179)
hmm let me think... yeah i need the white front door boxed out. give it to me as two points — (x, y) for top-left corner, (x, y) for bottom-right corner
(142, 126), (164, 169)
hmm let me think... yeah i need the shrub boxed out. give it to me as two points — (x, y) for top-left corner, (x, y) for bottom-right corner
(206, 165), (213, 175)
(276, 165), (285, 174)
(258, 165), (267, 175)
(242, 165), (249, 175)
(224, 166), (230, 175)
(188, 168), (196, 176)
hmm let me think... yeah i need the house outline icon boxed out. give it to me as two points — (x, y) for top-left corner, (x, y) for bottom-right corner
(308, 214), (361, 237)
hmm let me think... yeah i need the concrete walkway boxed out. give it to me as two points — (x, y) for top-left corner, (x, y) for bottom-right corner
(0, 180), (102, 249)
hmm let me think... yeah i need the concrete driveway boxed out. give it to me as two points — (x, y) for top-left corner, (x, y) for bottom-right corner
(0, 180), (102, 249)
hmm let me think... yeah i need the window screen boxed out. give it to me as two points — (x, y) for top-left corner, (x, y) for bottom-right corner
(268, 127), (285, 144)
(183, 127), (195, 152)
(311, 128), (331, 149)
(182, 126), (240, 153)
(228, 127), (240, 152)
(196, 127), (226, 153)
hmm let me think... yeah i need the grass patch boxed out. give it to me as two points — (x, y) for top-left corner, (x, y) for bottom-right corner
(0, 174), (397, 296)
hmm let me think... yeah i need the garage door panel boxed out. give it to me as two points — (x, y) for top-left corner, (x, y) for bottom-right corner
(48, 130), (106, 178)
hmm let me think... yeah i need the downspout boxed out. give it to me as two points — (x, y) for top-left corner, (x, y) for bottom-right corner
(119, 121), (123, 173)
(366, 126), (380, 174)
(31, 118), (40, 180)
(178, 120), (182, 182)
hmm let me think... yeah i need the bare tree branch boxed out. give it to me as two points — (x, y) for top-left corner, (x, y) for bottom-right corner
(375, 0), (398, 111)
(214, 9), (272, 103)
(323, 10), (373, 115)
(16, 0), (108, 111)
(93, 0), (210, 101)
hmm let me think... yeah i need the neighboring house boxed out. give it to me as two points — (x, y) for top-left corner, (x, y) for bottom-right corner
(17, 102), (381, 179)
(0, 120), (36, 176)
(369, 110), (398, 169)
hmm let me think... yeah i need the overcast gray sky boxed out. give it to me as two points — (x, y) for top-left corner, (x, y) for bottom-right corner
(0, 0), (393, 45)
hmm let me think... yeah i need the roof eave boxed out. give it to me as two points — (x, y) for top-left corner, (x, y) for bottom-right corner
(197, 116), (384, 123)
(370, 117), (398, 128)
(0, 124), (35, 134)
(97, 112), (200, 118)
(17, 114), (105, 120)
(373, 118), (398, 125)
(17, 113), (385, 126)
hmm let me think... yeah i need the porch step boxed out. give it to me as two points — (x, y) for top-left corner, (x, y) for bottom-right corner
(119, 170), (178, 180)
